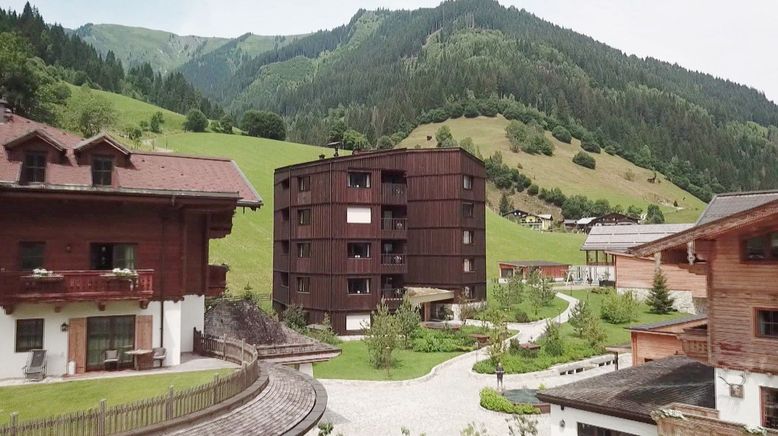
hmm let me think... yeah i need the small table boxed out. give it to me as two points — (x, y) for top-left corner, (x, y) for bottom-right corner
(124, 349), (154, 370)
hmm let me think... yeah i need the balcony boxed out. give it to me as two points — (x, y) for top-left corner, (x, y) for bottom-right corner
(382, 183), (407, 205)
(207, 264), (228, 297)
(381, 287), (406, 309)
(679, 325), (709, 364)
(381, 218), (407, 238)
(381, 253), (407, 273)
(0, 270), (154, 313)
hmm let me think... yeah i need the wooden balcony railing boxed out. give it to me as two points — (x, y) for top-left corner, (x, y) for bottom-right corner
(653, 402), (778, 436)
(382, 183), (407, 204)
(0, 270), (154, 311)
(207, 264), (229, 297)
(382, 288), (406, 309)
(381, 254), (406, 265)
(679, 326), (709, 364)
(382, 218), (407, 231)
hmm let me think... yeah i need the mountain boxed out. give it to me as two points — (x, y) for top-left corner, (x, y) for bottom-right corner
(182, 0), (778, 200)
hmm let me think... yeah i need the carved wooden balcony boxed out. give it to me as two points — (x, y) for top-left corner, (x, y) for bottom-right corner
(679, 325), (709, 364)
(207, 264), (229, 297)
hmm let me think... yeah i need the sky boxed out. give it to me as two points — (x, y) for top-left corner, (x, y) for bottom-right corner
(4, 0), (777, 102)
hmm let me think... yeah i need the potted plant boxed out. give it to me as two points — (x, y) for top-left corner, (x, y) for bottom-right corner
(28, 268), (64, 281)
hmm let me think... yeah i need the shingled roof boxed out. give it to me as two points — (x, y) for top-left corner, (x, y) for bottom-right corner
(536, 356), (714, 424)
(696, 190), (778, 225)
(581, 224), (694, 252)
(0, 115), (262, 207)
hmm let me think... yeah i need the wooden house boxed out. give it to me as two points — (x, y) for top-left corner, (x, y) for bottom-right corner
(628, 315), (708, 366)
(503, 209), (553, 231)
(272, 148), (486, 334)
(0, 115), (261, 377)
(498, 260), (570, 283)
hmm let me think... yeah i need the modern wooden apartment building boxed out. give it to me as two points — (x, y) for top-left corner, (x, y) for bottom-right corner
(272, 148), (486, 334)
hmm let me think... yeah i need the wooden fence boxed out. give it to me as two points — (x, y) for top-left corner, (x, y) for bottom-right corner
(0, 331), (260, 436)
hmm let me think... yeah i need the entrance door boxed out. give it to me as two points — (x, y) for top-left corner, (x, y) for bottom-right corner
(86, 316), (135, 370)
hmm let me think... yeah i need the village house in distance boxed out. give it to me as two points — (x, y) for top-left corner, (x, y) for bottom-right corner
(0, 107), (261, 378)
(272, 148), (486, 334)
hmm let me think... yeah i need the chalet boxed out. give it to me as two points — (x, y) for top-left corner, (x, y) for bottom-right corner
(628, 315), (707, 366)
(503, 209), (553, 231)
(565, 213), (639, 234)
(272, 148), (486, 334)
(498, 260), (570, 283)
(0, 114), (261, 378)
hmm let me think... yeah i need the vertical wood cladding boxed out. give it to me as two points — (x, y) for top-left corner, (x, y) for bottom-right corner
(272, 149), (486, 332)
(615, 255), (707, 297)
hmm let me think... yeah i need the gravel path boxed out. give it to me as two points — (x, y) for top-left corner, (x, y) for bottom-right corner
(312, 293), (631, 435)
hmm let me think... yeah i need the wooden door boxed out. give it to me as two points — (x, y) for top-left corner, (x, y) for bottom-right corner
(135, 315), (153, 350)
(67, 318), (86, 374)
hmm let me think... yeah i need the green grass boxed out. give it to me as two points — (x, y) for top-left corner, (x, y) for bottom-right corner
(313, 339), (463, 381)
(399, 115), (706, 223)
(0, 369), (233, 424)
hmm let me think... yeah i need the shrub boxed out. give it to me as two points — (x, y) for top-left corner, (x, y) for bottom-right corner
(568, 301), (593, 338)
(463, 102), (480, 118)
(308, 313), (341, 345)
(551, 126), (572, 143)
(395, 296), (421, 348)
(600, 290), (639, 324)
(580, 135), (601, 153)
(527, 184), (539, 196)
(241, 110), (287, 140)
(524, 135), (554, 156)
(183, 109), (208, 132)
(282, 304), (307, 332)
(364, 302), (399, 369)
(645, 204), (666, 224)
(573, 151), (596, 169)
(473, 340), (599, 374)
(540, 320), (564, 356)
(603, 145), (617, 155)
(410, 327), (476, 352)
(376, 135), (394, 149)
(480, 388), (541, 414)
(582, 315), (607, 349)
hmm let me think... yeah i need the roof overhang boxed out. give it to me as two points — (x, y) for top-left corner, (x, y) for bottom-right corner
(405, 287), (455, 305)
(3, 129), (66, 152)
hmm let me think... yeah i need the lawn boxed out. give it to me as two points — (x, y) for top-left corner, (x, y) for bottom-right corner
(0, 369), (233, 424)
(313, 340), (463, 381)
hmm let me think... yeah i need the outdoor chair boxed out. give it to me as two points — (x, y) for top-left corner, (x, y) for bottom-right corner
(104, 349), (119, 371)
(22, 349), (47, 381)
(152, 347), (166, 368)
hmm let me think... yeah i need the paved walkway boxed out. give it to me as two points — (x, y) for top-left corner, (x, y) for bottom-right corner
(312, 293), (632, 435)
(172, 363), (322, 436)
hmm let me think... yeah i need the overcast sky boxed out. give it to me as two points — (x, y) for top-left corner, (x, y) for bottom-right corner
(4, 0), (777, 102)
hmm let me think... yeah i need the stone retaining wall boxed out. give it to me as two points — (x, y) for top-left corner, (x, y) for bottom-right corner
(617, 287), (697, 314)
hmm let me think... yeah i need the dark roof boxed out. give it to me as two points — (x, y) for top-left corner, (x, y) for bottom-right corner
(628, 314), (707, 332)
(581, 224), (694, 252)
(0, 115), (262, 207)
(536, 356), (714, 424)
(697, 190), (778, 225)
(274, 146), (482, 172)
(499, 260), (570, 267)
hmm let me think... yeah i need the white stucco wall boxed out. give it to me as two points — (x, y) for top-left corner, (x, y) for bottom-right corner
(0, 302), (162, 379)
(548, 404), (658, 436)
(617, 287), (696, 314)
(179, 294), (204, 353)
(716, 367), (778, 426)
(162, 301), (181, 366)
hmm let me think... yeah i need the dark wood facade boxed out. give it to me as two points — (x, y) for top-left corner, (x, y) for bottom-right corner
(272, 148), (486, 333)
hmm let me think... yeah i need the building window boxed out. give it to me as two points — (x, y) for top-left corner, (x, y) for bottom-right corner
(298, 209), (311, 225)
(463, 175), (473, 190)
(19, 242), (45, 270)
(92, 156), (113, 186)
(90, 243), (136, 270)
(463, 286), (472, 299)
(464, 258), (475, 272)
(281, 178), (289, 189)
(348, 242), (371, 258)
(463, 203), (474, 218)
(757, 309), (778, 338)
(348, 278), (370, 295)
(297, 242), (311, 258)
(296, 277), (310, 293)
(346, 207), (372, 224)
(763, 387), (778, 429)
(280, 273), (289, 287)
(578, 423), (638, 436)
(347, 172), (371, 188)
(298, 176), (310, 192)
(463, 230), (474, 245)
(22, 152), (46, 184)
(15, 319), (44, 352)
(743, 233), (778, 261)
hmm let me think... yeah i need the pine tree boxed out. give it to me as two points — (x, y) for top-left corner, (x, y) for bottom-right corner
(499, 193), (513, 215)
(647, 269), (674, 314)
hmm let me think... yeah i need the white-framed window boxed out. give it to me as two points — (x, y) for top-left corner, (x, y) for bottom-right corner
(348, 278), (371, 294)
(347, 242), (371, 258)
(347, 207), (372, 224)
(463, 175), (473, 190)
(463, 230), (474, 245)
(464, 258), (475, 272)
(346, 313), (371, 331)
(347, 172), (371, 188)
(297, 277), (310, 293)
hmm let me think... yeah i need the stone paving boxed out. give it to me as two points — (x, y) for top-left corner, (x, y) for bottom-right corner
(173, 363), (318, 436)
(311, 293), (633, 436)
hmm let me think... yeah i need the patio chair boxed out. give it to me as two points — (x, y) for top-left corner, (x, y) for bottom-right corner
(152, 347), (166, 368)
(22, 349), (47, 381)
(104, 349), (119, 371)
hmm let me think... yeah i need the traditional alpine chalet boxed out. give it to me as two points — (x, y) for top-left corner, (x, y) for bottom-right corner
(272, 148), (486, 334)
(0, 111), (261, 378)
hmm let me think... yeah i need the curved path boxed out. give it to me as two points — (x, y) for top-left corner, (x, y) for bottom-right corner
(173, 363), (326, 436)
(312, 293), (631, 435)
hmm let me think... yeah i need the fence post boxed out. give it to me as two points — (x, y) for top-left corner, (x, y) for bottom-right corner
(222, 335), (227, 360)
(9, 412), (17, 436)
(98, 399), (106, 436)
(212, 374), (220, 404)
(241, 339), (245, 364)
(243, 362), (248, 387)
(165, 385), (174, 419)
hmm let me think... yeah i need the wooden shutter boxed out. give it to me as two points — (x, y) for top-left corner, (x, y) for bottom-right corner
(135, 315), (153, 349)
(67, 318), (86, 374)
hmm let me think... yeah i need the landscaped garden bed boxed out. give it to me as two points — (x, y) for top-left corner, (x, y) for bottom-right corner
(479, 387), (542, 414)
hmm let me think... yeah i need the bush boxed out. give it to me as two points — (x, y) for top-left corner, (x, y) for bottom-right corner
(573, 151), (596, 169)
(480, 388), (541, 414)
(376, 135), (394, 149)
(241, 110), (287, 140)
(540, 320), (564, 356)
(551, 126), (572, 143)
(183, 109), (208, 132)
(527, 184), (539, 196)
(524, 135), (554, 156)
(600, 290), (639, 324)
(282, 304), (307, 332)
(411, 328), (476, 352)
(581, 138), (601, 153)
(463, 102), (480, 118)
(473, 340), (599, 374)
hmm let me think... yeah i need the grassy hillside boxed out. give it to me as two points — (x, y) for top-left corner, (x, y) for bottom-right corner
(399, 115), (707, 223)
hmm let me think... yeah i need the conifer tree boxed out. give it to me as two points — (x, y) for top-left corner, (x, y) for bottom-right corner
(647, 269), (674, 314)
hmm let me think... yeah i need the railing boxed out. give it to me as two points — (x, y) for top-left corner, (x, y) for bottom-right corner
(0, 270), (154, 305)
(679, 326), (709, 363)
(0, 331), (262, 436)
(381, 254), (406, 265)
(382, 183), (407, 204)
(207, 265), (228, 297)
(255, 342), (340, 359)
(381, 288), (406, 301)
(381, 218), (407, 231)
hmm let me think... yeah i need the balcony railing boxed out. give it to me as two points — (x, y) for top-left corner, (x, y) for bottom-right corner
(381, 287), (406, 309)
(381, 254), (406, 265)
(382, 183), (407, 204)
(679, 326), (709, 363)
(0, 270), (154, 310)
(382, 217), (407, 231)
(207, 264), (228, 297)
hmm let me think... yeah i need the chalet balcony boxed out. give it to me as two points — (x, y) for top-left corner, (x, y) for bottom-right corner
(382, 183), (407, 205)
(0, 270), (154, 313)
(207, 264), (229, 297)
(381, 217), (407, 238)
(381, 253), (407, 274)
(381, 287), (406, 309)
(679, 325), (709, 364)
